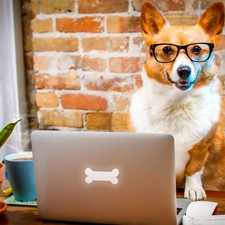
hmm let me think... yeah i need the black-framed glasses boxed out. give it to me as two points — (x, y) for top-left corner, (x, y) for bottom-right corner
(150, 43), (214, 63)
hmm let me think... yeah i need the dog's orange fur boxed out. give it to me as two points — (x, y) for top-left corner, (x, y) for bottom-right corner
(201, 97), (225, 190)
(129, 1), (225, 199)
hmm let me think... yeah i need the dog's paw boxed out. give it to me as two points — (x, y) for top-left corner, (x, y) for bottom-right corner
(184, 187), (207, 200)
(184, 173), (207, 200)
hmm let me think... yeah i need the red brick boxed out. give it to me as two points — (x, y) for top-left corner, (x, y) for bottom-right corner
(113, 95), (130, 111)
(132, 0), (185, 11)
(109, 37), (129, 52)
(82, 37), (129, 52)
(165, 0), (185, 10)
(31, 18), (53, 33)
(57, 55), (106, 71)
(33, 38), (79, 52)
(111, 112), (128, 131)
(109, 57), (144, 73)
(82, 56), (106, 71)
(31, 0), (75, 14)
(57, 55), (82, 71)
(35, 74), (81, 90)
(133, 37), (146, 53)
(166, 15), (198, 26)
(36, 92), (58, 107)
(132, 0), (144, 11)
(85, 113), (112, 131)
(39, 110), (83, 128)
(61, 94), (108, 110)
(56, 17), (104, 33)
(84, 76), (135, 92)
(107, 16), (141, 33)
(82, 37), (107, 52)
(193, 0), (220, 9)
(78, 0), (128, 13)
(33, 56), (52, 71)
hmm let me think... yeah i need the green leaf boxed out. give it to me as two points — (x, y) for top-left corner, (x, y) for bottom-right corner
(0, 119), (22, 148)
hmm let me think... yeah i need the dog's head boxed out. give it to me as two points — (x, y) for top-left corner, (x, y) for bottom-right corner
(141, 2), (224, 92)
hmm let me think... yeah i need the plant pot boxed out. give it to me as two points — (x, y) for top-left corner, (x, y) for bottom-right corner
(0, 162), (5, 191)
(0, 163), (7, 216)
(0, 200), (7, 217)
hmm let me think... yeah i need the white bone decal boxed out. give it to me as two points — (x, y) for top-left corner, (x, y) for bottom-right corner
(85, 168), (119, 184)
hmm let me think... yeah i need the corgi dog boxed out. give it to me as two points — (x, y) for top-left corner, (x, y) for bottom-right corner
(129, 1), (225, 200)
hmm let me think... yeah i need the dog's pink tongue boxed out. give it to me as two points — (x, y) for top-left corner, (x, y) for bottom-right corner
(176, 80), (190, 90)
(179, 80), (188, 85)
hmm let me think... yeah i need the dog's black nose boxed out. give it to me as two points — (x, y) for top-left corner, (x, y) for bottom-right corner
(177, 66), (191, 79)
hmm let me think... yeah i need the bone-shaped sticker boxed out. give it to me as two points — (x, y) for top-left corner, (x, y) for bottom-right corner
(85, 168), (119, 184)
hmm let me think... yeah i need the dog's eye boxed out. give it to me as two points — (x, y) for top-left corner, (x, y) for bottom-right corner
(191, 46), (202, 55)
(162, 46), (174, 55)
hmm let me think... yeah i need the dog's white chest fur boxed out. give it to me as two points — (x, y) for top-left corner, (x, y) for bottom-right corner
(130, 69), (221, 175)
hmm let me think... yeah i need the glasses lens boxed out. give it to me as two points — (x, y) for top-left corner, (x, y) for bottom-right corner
(154, 44), (178, 62)
(187, 43), (211, 62)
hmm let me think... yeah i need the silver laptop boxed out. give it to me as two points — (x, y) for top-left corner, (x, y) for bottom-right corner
(31, 131), (192, 225)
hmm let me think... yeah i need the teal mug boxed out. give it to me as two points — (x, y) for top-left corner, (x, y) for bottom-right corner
(4, 152), (36, 201)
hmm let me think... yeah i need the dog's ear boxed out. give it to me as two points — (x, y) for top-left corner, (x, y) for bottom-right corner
(196, 2), (224, 45)
(141, 1), (169, 44)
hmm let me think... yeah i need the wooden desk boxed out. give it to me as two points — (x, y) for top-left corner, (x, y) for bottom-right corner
(1, 180), (225, 224)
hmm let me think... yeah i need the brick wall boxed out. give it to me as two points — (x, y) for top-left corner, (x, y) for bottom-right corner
(21, 0), (225, 132)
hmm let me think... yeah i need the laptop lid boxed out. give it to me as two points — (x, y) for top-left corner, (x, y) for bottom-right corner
(31, 131), (177, 225)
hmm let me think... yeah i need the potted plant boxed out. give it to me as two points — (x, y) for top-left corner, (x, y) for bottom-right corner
(0, 119), (21, 191)
(0, 119), (21, 216)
